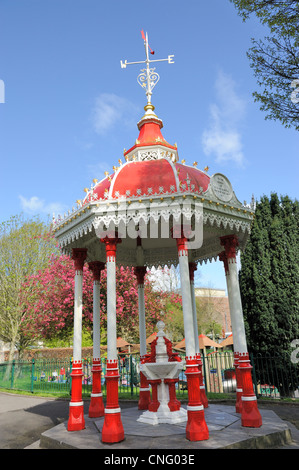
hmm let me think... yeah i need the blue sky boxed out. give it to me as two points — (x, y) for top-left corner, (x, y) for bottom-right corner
(0, 0), (298, 290)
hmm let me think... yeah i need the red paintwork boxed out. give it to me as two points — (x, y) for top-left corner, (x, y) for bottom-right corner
(185, 356), (209, 441)
(82, 118), (210, 205)
(238, 353), (263, 428)
(112, 159), (177, 198)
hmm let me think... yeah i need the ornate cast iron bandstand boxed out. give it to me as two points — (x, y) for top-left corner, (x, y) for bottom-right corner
(53, 32), (262, 443)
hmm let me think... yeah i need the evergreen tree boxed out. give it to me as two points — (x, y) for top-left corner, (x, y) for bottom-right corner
(239, 193), (299, 395)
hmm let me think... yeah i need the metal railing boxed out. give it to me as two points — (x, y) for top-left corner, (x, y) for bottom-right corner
(0, 352), (298, 400)
(250, 352), (299, 399)
(0, 356), (143, 397)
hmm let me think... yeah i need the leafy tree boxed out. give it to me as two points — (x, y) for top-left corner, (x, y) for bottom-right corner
(239, 193), (299, 394)
(0, 214), (58, 361)
(230, 0), (299, 130)
(21, 255), (179, 345)
(163, 294), (184, 342)
(196, 295), (223, 340)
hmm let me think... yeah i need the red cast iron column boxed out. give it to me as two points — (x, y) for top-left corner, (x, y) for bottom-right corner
(218, 250), (243, 413)
(103, 358), (124, 441)
(88, 261), (105, 418)
(100, 236), (124, 443)
(220, 235), (262, 428)
(174, 227), (209, 441)
(68, 248), (87, 432)
(134, 265), (151, 410)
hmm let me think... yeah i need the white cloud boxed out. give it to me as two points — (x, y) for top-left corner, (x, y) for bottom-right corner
(91, 93), (139, 135)
(19, 195), (67, 217)
(86, 161), (112, 180)
(202, 71), (247, 167)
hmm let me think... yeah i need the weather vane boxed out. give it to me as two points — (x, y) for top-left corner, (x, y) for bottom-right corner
(120, 30), (174, 105)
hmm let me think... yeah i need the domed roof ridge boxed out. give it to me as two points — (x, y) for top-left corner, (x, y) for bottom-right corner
(123, 103), (178, 163)
(81, 155), (211, 207)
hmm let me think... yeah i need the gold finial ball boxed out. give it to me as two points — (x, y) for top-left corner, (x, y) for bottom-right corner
(83, 188), (89, 193)
(93, 178), (98, 184)
(144, 103), (155, 112)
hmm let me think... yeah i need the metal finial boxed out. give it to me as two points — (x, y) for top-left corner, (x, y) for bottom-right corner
(120, 31), (174, 105)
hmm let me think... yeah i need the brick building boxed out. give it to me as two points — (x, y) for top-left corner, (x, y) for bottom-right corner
(194, 287), (232, 338)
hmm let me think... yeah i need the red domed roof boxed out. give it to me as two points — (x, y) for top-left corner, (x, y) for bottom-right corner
(83, 104), (210, 205)
(84, 160), (209, 204)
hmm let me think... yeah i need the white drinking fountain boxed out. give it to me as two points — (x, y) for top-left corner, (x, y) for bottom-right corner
(137, 320), (187, 425)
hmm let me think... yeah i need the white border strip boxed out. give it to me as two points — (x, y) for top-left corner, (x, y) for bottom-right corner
(187, 405), (204, 411)
(105, 407), (121, 414)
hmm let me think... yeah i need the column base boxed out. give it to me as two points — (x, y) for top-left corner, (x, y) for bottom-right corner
(235, 388), (243, 413)
(89, 360), (104, 418)
(68, 361), (85, 431)
(238, 352), (262, 427)
(168, 399), (181, 412)
(186, 406), (209, 441)
(196, 354), (208, 408)
(148, 379), (161, 412)
(101, 410), (125, 443)
(200, 386), (209, 408)
(67, 402), (85, 431)
(234, 353), (242, 413)
(89, 393), (104, 418)
(138, 371), (151, 410)
(185, 358), (209, 441)
(241, 398), (262, 428)
(101, 361), (124, 443)
(138, 389), (151, 410)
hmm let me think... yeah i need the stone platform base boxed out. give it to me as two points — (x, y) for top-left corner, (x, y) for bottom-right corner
(39, 404), (292, 450)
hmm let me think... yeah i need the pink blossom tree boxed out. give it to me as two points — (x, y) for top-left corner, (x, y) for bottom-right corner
(21, 255), (182, 344)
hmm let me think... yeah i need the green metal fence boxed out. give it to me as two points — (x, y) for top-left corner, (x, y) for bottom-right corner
(0, 355), (148, 397)
(0, 352), (298, 400)
(250, 352), (299, 399)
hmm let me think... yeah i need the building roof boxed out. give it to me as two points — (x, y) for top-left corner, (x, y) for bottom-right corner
(146, 332), (157, 344)
(219, 334), (233, 347)
(174, 334), (221, 350)
(116, 337), (131, 348)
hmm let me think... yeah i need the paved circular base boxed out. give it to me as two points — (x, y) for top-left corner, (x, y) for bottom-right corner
(40, 404), (292, 450)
